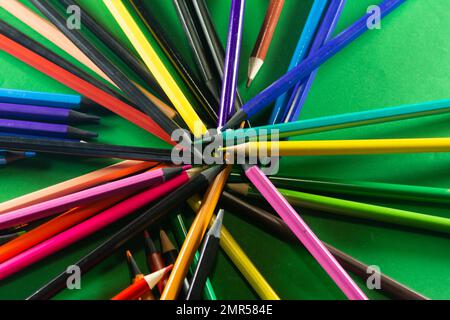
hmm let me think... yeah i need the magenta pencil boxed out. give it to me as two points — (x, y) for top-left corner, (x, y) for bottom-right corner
(0, 172), (190, 280)
(0, 166), (186, 230)
(243, 165), (368, 300)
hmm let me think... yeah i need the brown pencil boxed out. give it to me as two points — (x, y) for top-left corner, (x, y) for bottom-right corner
(247, 0), (285, 87)
(144, 230), (167, 294)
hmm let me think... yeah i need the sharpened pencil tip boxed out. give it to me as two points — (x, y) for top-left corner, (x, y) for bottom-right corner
(246, 78), (253, 88)
(208, 209), (224, 238)
(160, 230), (176, 253)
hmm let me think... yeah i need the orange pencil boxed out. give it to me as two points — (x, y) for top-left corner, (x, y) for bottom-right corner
(247, 0), (285, 87)
(112, 265), (173, 300)
(0, 195), (125, 263)
(161, 166), (231, 299)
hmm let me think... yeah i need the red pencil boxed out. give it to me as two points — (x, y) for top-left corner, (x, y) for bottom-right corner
(247, 0), (285, 87)
(112, 265), (173, 300)
(0, 34), (173, 145)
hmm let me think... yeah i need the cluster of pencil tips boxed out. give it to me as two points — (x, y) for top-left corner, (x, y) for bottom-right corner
(0, 0), (446, 301)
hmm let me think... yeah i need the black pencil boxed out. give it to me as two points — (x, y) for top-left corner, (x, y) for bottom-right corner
(130, 0), (218, 126)
(58, 0), (166, 102)
(220, 191), (430, 300)
(186, 209), (223, 300)
(160, 229), (190, 297)
(190, 0), (244, 111)
(26, 165), (222, 300)
(29, 0), (180, 135)
(173, 0), (221, 99)
(0, 136), (174, 162)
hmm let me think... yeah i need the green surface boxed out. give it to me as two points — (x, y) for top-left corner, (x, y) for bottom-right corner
(0, 0), (449, 300)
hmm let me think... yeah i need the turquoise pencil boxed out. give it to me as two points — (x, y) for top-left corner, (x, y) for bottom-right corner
(221, 98), (450, 142)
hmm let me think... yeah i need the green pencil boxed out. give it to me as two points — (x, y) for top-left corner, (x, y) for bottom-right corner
(228, 184), (450, 234)
(228, 173), (450, 204)
(171, 213), (217, 300)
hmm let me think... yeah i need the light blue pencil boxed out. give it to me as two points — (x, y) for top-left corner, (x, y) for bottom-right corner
(0, 88), (82, 109)
(283, 0), (345, 123)
(268, 0), (328, 124)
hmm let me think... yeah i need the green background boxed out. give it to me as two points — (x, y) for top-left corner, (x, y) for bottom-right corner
(0, 0), (449, 300)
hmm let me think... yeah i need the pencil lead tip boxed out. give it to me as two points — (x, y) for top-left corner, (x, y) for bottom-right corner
(247, 57), (264, 88)
(246, 78), (253, 88)
(160, 230), (176, 253)
(144, 231), (158, 254)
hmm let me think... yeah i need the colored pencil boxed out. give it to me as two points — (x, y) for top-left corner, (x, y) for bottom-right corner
(221, 98), (450, 142)
(191, 0), (245, 112)
(0, 160), (155, 214)
(218, 0), (246, 128)
(1, 0), (114, 85)
(228, 183), (450, 234)
(130, 0), (218, 126)
(230, 174), (450, 205)
(0, 196), (125, 264)
(225, 138), (450, 157)
(186, 209), (223, 300)
(247, 0), (285, 87)
(0, 103), (99, 124)
(125, 250), (155, 300)
(143, 230), (168, 294)
(173, 0), (221, 99)
(104, 0), (208, 136)
(187, 194), (280, 300)
(242, 165), (367, 300)
(0, 166), (184, 230)
(111, 266), (173, 300)
(0, 88), (83, 109)
(161, 166), (231, 299)
(0, 170), (193, 280)
(27, 166), (221, 300)
(160, 229), (190, 297)
(269, 0), (327, 124)
(29, 0), (180, 137)
(0, 28), (173, 144)
(223, 0), (406, 130)
(171, 213), (217, 300)
(59, 0), (165, 99)
(282, 0), (345, 122)
(0, 119), (97, 140)
(220, 191), (429, 300)
(0, 136), (174, 162)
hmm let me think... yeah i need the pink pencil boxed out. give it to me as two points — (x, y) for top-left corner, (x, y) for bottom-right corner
(0, 172), (192, 280)
(0, 166), (187, 230)
(243, 165), (368, 300)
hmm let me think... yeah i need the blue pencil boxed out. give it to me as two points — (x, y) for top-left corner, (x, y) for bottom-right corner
(0, 88), (83, 109)
(222, 0), (406, 130)
(269, 0), (328, 124)
(283, 0), (346, 123)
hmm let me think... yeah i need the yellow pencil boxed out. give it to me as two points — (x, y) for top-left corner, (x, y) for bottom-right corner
(187, 195), (280, 300)
(104, 0), (207, 136)
(223, 138), (450, 156)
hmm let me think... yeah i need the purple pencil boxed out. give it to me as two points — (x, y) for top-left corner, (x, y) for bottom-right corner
(0, 118), (97, 140)
(217, 0), (246, 128)
(0, 102), (100, 124)
(282, 0), (346, 122)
